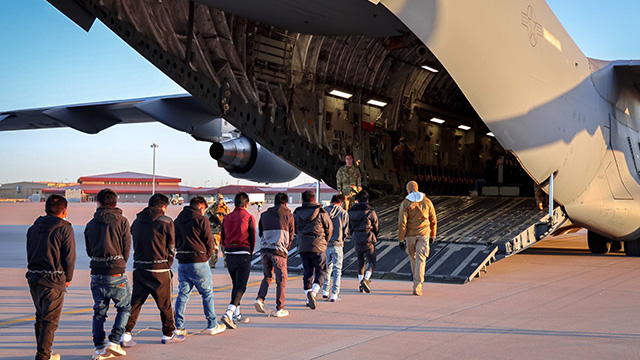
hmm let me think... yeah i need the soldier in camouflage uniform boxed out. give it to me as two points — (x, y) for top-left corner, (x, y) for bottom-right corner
(206, 194), (230, 268)
(336, 154), (362, 209)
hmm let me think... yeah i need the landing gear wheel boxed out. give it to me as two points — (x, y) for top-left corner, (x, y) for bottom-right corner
(624, 239), (640, 257)
(587, 231), (610, 254)
(610, 241), (623, 252)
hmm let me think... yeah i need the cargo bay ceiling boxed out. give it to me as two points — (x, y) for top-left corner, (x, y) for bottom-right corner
(51, 0), (491, 191)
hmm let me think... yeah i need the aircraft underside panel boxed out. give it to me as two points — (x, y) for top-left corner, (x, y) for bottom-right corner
(54, 0), (493, 193)
(251, 195), (566, 284)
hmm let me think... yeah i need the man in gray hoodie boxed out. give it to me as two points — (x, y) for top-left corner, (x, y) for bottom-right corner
(322, 194), (348, 302)
(293, 191), (333, 310)
(254, 192), (294, 317)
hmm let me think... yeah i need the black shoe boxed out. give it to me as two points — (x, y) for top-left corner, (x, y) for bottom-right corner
(359, 284), (364, 293)
(360, 279), (371, 293)
(306, 291), (317, 310)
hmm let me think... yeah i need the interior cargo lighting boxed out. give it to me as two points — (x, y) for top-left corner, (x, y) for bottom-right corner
(367, 99), (387, 107)
(421, 65), (439, 73)
(458, 125), (471, 131)
(487, 132), (495, 137)
(329, 89), (353, 99)
(430, 117), (445, 124)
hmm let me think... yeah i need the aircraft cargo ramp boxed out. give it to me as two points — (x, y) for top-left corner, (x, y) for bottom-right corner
(252, 196), (567, 284)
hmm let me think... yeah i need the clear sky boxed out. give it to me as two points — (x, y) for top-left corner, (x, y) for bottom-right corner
(0, 0), (639, 186)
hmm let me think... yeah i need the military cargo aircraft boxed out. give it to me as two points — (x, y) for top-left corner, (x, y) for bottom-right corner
(2, 0), (639, 263)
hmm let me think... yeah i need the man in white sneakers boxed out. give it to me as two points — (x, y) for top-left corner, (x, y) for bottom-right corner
(122, 194), (185, 346)
(322, 194), (348, 302)
(84, 189), (131, 359)
(174, 196), (226, 336)
(254, 193), (295, 317)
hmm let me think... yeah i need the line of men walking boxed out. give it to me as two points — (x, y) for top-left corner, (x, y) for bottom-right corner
(25, 181), (436, 359)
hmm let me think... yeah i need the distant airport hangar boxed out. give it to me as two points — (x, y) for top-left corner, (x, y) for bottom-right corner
(42, 171), (193, 202)
(0, 181), (72, 202)
(36, 171), (338, 204)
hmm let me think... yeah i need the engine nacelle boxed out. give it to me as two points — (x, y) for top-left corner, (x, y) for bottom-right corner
(209, 136), (301, 183)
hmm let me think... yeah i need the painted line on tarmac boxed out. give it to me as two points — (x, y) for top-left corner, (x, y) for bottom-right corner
(0, 275), (302, 328)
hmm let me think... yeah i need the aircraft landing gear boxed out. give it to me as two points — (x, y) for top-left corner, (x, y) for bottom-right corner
(587, 231), (610, 254)
(624, 239), (640, 257)
(610, 241), (623, 252)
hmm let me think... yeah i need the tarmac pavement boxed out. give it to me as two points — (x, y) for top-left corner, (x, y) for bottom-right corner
(1, 204), (640, 359)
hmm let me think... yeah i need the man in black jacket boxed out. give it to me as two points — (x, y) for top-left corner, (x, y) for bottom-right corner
(122, 194), (185, 346)
(348, 190), (379, 293)
(173, 196), (226, 336)
(254, 192), (295, 317)
(84, 189), (131, 359)
(26, 194), (76, 360)
(293, 191), (332, 310)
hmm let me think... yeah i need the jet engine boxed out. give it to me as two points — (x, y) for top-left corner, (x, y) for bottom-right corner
(209, 136), (301, 183)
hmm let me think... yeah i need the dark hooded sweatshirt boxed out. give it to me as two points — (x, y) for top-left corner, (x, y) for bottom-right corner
(131, 207), (175, 270)
(175, 205), (214, 263)
(84, 207), (131, 275)
(348, 202), (379, 246)
(26, 215), (76, 291)
(259, 204), (295, 258)
(293, 202), (333, 253)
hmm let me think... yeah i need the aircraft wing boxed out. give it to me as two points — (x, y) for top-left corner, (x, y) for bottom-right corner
(0, 93), (214, 134)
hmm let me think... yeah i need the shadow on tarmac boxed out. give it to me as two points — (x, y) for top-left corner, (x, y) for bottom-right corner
(236, 322), (640, 340)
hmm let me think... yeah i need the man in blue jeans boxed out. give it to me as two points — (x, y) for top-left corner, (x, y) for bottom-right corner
(84, 189), (131, 359)
(173, 196), (226, 336)
(322, 194), (348, 302)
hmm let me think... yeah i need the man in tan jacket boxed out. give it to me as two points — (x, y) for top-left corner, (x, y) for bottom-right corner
(397, 181), (437, 296)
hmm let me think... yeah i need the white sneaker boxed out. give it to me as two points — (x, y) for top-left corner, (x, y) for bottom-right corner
(254, 299), (266, 313)
(322, 291), (330, 299)
(330, 293), (340, 302)
(174, 329), (187, 336)
(206, 323), (226, 335)
(120, 332), (136, 348)
(274, 309), (289, 317)
(104, 341), (126, 356)
(221, 313), (236, 329)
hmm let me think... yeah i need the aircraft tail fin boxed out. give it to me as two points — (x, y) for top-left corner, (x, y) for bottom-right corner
(381, 0), (610, 204)
(381, 0), (590, 127)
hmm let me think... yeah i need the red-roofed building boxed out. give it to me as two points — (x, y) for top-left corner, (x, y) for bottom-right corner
(42, 171), (193, 203)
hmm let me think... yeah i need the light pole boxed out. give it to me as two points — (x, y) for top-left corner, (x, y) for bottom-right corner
(151, 143), (159, 195)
